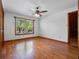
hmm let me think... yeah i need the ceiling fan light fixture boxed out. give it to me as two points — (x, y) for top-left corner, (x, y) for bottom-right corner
(35, 13), (40, 17)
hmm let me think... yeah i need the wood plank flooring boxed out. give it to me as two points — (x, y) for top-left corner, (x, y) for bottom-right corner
(0, 37), (78, 59)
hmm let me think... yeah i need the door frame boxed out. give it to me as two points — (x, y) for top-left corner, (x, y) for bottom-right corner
(0, 0), (4, 43)
(78, 6), (79, 58)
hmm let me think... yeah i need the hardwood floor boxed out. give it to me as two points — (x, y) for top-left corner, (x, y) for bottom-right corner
(0, 37), (78, 59)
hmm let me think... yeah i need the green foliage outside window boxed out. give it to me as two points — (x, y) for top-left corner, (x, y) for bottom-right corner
(15, 17), (34, 34)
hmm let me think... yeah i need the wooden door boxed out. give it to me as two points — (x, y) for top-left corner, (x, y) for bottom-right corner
(68, 11), (78, 47)
(0, 0), (4, 50)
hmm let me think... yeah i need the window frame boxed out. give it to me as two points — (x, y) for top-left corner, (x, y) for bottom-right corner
(14, 16), (35, 35)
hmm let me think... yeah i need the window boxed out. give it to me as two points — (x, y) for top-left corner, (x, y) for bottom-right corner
(14, 16), (34, 35)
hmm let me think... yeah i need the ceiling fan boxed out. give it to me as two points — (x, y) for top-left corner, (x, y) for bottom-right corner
(34, 6), (48, 17)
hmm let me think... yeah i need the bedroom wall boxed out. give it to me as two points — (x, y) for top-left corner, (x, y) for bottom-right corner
(4, 11), (39, 41)
(39, 6), (77, 42)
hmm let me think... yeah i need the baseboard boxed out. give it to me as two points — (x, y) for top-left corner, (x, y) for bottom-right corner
(4, 36), (39, 42)
(4, 36), (67, 44)
(39, 36), (67, 44)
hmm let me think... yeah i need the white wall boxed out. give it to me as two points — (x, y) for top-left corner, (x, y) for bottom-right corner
(39, 7), (77, 42)
(4, 7), (77, 42)
(4, 12), (39, 41)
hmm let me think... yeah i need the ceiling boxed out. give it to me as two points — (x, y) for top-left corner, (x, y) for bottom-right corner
(2, 0), (77, 17)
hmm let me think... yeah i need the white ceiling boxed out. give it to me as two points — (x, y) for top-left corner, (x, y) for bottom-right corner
(2, 0), (77, 17)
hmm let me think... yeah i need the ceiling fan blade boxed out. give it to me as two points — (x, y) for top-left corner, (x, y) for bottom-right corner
(40, 10), (48, 13)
